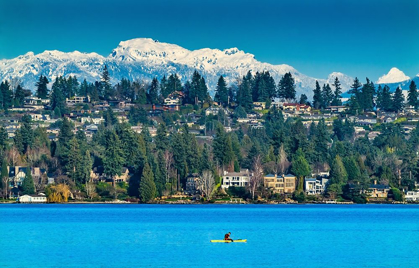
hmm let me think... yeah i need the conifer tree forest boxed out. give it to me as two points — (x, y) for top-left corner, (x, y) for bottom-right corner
(0, 65), (418, 203)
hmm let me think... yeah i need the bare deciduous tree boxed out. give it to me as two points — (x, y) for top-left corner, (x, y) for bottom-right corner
(6, 147), (22, 167)
(164, 150), (174, 184)
(277, 145), (290, 175)
(2, 176), (9, 199)
(34, 174), (48, 193)
(196, 170), (215, 200)
(249, 154), (263, 200)
(85, 181), (96, 200)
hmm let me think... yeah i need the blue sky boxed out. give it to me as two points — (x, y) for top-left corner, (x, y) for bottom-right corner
(0, 0), (418, 80)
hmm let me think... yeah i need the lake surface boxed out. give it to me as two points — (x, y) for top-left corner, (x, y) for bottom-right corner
(1, 204), (418, 268)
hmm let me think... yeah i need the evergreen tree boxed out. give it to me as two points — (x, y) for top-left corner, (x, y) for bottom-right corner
(361, 78), (375, 111)
(171, 132), (187, 182)
(160, 75), (168, 98)
(139, 163), (156, 202)
(331, 77), (342, 106)
(155, 123), (168, 151)
(376, 85), (384, 110)
(128, 106), (148, 126)
(312, 119), (330, 163)
(343, 156), (361, 182)
(322, 84), (333, 108)
(278, 72), (296, 101)
(50, 77), (66, 117)
(81, 150), (93, 184)
(328, 155), (348, 196)
(200, 143), (211, 172)
(1, 81), (12, 111)
(347, 95), (361, 115)
(65, 137), (82, 182)
(21, 169), (35, 195)
(35, 75), (49, 99)
(0, 159), (8, 193)
(155, 150), (167, 196)
(332, 119), (344, 141)
(299, 94), (308, 105)
(167, 74), (182, 96)
(13, 131), (24, 155)
(15, 115), (34, 154)
(349, 77), (362, 100)
(79, 79), (89, 96)
(212, 124), (226, 166)
(313, 81), (323, 109)
(103, 130), (124, 181)
(0, 83), (3, 109)
(189, 71), (208, 104)
(381, 85), (393, 112)
(148, 78), (159, 104)
(392, 86), (405, 113)
(57, 117), (74, 168)
(104, 107), (117, 127)
(101, 65), (113, 100)
(13, 85), (25, 107)
(0, 125), (7, 151)
(236, 75), (253, 112)
(291, 149), (311, 193)
(264, 71), (277, 100)
(215, 75), (228, 107)
(407, 81), (418, 109)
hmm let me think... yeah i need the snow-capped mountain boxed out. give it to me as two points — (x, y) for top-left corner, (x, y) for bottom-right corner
(0, 38), (354, 98)
(377, 67), (410, 84)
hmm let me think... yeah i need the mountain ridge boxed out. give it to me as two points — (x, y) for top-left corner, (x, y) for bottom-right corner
(0, 38), (360, 98)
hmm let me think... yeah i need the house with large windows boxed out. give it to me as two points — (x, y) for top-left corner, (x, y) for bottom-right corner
(304, 177), (329, 195)
(263, 174), (297, 194)
(221, 170), (251, 189)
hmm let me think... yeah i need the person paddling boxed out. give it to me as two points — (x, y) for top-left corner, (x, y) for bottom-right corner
(224, 232), (233, 242)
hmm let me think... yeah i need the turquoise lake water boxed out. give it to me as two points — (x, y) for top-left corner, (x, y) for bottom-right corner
(0, 204), (418, 268)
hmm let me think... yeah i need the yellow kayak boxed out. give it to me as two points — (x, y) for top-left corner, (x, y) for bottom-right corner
(210, 239), (247, 243)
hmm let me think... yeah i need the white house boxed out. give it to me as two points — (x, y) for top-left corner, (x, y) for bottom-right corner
(66, 96), (90, 104)
(164, 97), (180, 105)
(405, 190), (419, 202)
(18, 194), (47, 203)
(221, 170), (252, 189)
(305, 177), (329, 195)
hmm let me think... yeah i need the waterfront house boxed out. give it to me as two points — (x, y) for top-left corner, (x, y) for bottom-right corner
(264, 174), (285, 194)
(18, 194), (47, 203)
(365, 182), (390, 198)
(263, 174), (296, 194)
(304, 177), (329, 195)
(283, 174), (297, 193)
(221, 170), (251, 189)
(405, 190), (419, 202)
(185, 173), (200, 195)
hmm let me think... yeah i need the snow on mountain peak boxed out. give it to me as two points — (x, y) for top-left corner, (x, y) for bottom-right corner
(377, 67), (410, 84)
(0, 37), (357, 98)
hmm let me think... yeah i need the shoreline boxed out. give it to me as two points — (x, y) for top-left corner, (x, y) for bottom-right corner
(0, 201), (414, 205)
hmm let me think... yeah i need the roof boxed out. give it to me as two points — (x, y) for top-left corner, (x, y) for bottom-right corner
(264, 174), (276, 177)
(305, 178), (316, 182)
(369, 184), (390, 190)
(284, 174), (296, 178)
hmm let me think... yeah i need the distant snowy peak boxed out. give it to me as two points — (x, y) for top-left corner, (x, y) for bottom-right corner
(377, 67), (410, 84)
(0, 37), (356, 99)
(111, 38), (258, 70)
